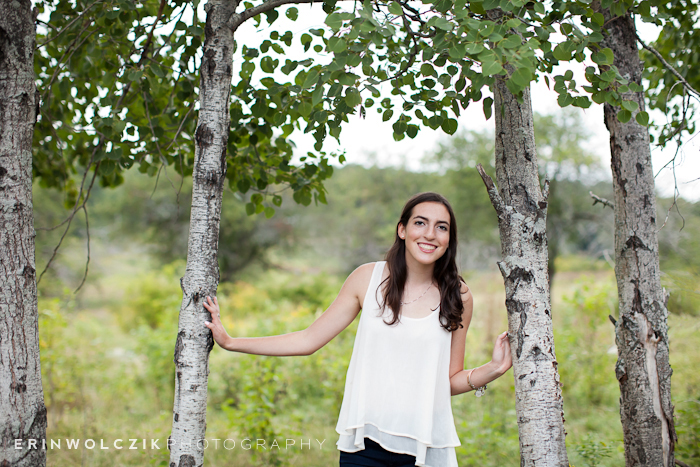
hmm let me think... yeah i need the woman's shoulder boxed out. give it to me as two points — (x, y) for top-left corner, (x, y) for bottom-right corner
(343, 262), (383, 303)
(345, 262), (381, 286)
(459, 278), (472, 301)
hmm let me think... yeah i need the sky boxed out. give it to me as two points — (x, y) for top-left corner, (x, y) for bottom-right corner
(221, 5), (700, 202)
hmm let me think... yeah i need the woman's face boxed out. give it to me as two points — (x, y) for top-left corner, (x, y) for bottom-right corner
(397, 201), (451, 267)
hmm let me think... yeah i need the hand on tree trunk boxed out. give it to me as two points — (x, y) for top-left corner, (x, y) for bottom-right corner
(491, 331), (513, 375)
(203, 296), (232, 350)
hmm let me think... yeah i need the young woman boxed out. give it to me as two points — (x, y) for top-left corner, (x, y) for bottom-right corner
(203, 192), (513, 467)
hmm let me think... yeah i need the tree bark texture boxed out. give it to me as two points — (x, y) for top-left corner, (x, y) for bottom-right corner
(478, 79), (568, 467)
(600, 9), (676, 467)
(168, 1), (235, 465)
(0, 1), (47, 466)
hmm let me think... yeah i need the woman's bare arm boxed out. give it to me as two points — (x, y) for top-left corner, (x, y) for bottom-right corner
(448, 283), (512, 395)
(203, 263), (375, 356)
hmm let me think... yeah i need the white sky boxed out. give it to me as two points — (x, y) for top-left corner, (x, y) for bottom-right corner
(222, 6), (700, 202)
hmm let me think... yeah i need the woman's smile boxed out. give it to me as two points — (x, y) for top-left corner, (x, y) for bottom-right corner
(418, 242), (437, 253)
(398, 201), (451, 265)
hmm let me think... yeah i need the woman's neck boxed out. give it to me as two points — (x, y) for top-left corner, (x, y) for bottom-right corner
(404, 255), (435, 287)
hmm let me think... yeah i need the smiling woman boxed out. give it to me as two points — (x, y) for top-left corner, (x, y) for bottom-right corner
(203, 192), (513, 467)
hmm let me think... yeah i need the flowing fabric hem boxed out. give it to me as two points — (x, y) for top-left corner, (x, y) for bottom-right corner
(337, 423), (459, 467)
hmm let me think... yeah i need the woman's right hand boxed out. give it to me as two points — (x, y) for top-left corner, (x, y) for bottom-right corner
(203, 296), (232, 350)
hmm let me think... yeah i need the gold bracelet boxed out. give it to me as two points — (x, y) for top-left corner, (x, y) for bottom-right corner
(467, 368), (487, 397)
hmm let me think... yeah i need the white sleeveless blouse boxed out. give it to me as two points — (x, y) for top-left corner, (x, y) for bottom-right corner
(335, 261), (460, 467)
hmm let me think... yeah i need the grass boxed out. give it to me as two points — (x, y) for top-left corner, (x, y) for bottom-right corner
(38, 244), (700, 467)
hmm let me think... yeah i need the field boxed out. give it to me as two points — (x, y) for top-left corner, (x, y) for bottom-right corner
(38, 242), (700, 467)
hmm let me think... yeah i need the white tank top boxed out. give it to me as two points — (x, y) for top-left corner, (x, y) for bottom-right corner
(335, 261), (460, 467)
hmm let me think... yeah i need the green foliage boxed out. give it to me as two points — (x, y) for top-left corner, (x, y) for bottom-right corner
(675, 399), (700, 464)
(34, 0), (644, 220)
(559, 276), (619, 408)
(424, 109), (613, 275)
(574, 435), (614, 467)
(639, 0), (699, 146)
(270, 164), (444, 272)
(37, 245), (700, 466)
(222, 357), (285, 467)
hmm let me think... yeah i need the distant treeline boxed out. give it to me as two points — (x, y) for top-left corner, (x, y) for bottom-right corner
(34, 157), (699, 316)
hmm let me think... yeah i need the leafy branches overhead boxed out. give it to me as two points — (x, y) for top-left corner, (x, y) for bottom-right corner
(36, 0), (644, 217)
(638, 0), (700, 147)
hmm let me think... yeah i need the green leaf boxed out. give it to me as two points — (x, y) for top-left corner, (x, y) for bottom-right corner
(388, 1), (403, 15)
(553, 43), (571, 61)
(245, 202), (255, 216)
(481, 60), (503, 76)
(511, 67), (532, 87)
(260, 56), (277, 73)
(382, 109), (394, 122)
(592, 12), (604, 26)
(500, 34), (521, 49)
(635, 111), (649, 126)
(557, 93), (574, 107)
(505, 18), (521, 29)
(327, 37), (347, 53)
(312, 86), (324, 106)
(464, 43), (485, 55)
(621, 100), (639, 112)
(286, 7), (298, 20)
(602, 48), (615, 65)
(617, 109), (632, 123)
(299, 101), (313, 117)
(325, 13), (343, 31)
(421, 63), (436, 77)
(345, 88), (362, 108)
(441, 118), (458, 135)
(483, 97), (493, 119)
(434, 17), (454, 31)
(302, 69), (319, 89)
(264, 206), (275, 218)
(150, 64), (164, 78)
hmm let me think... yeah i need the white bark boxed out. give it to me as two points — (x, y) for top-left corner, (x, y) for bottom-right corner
(168, 1), (236, 466)
(0, 1), (47, 465)
(478, 78), (568, 467)
(599, 8), (676, 467)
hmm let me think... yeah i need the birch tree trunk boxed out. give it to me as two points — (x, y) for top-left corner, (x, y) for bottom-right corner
(0, 1), (47, 465)
(477, 78), (568, 467)
(600, 9), (676, 467)
(168, 1), (236, 465)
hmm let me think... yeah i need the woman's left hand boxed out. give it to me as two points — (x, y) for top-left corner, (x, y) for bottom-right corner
(491, 331), (513, 375)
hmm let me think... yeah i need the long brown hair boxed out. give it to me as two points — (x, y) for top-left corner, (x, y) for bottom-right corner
(378, 192), (464, 331)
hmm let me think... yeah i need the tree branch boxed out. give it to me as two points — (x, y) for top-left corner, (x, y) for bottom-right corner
(230, 0), (316, 30)
(74, 204), (91, 293)
(589, 191), (614, 209)
(36, 0), (101, 49)
(635, 32), (700, 100)
(477, 163), (506, 217)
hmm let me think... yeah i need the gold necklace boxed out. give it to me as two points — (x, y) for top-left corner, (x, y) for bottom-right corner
(401, 283), (432, 305)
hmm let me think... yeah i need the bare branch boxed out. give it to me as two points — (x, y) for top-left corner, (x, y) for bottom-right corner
(476, 163), (506, 216)
(37, 162), (100, 285)
(73, 204), (91, 293)
(542, 179), (550, 204)
(636, 32), (700, 100)
(589, 191), (614, 209)
(230, 0), (316, 30)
